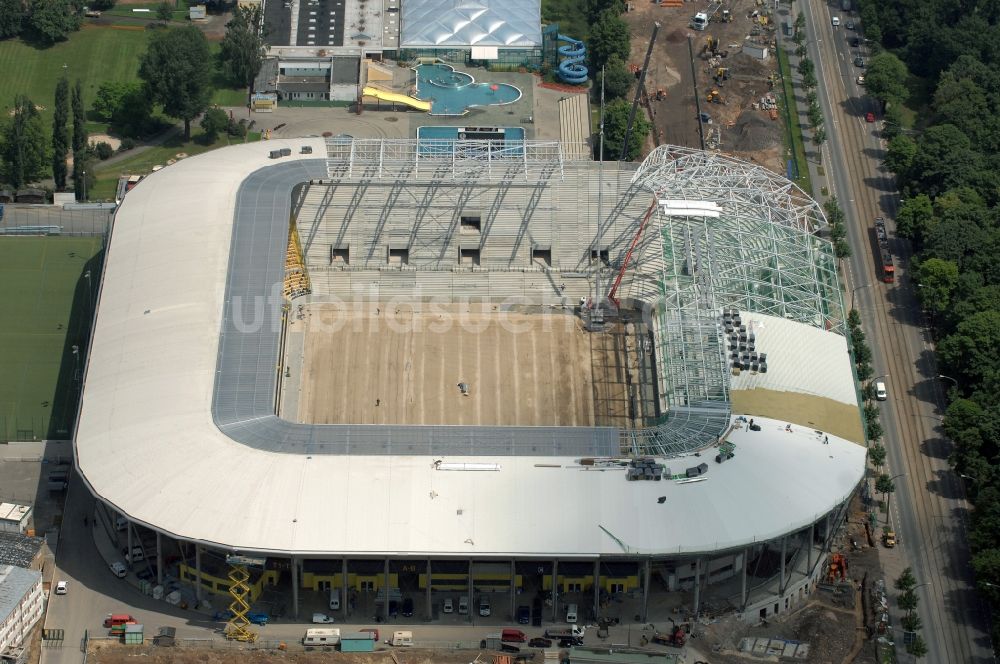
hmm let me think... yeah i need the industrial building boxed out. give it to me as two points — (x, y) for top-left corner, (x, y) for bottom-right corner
(75, 138), (865, 627)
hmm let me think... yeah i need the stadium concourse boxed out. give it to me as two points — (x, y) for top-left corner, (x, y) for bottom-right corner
(74, 137), (866, 624)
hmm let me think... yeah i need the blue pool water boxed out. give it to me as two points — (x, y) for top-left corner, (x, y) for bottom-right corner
(414, 64), (522, 116)
(416, 126), (526, 156)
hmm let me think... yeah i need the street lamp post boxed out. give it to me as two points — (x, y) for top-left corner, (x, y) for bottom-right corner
(71, 345), (80, 382)
(82, 170), (87, 201)
(851, 282), (871, 311)
(885, 472), (905, 525)
(937, 374), (958, 387)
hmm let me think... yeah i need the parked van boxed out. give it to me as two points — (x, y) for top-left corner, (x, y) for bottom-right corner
(501, 629), (527, 642)
(875, 380), (887, 401)
(303, 628), (340, 646)
(566, 603), (578, 624)
(123, 546), (144, 563)
(329, 588), (341, 611)
(458, 596), (469, 614)
(479, 595), (491, 617)
(391, 631), (413, 647)
(115, 516), (128, 531)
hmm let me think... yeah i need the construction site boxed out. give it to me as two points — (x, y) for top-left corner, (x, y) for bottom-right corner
(624, 0), (786, 173)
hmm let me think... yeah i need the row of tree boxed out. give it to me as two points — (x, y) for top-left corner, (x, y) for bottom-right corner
(857, 0), (1000, 646)
(0, 6), (266, 192)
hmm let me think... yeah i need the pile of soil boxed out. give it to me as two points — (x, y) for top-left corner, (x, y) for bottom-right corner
(664, 28), (690, 43)
(727, 110), (778, 152)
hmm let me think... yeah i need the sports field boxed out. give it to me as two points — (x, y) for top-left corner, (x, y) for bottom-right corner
(0, 236), (103, 441)
(292, 303), (634, 428)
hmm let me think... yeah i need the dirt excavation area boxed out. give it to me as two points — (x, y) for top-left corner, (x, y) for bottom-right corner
(87, 645), (484, 664)
(624, 0), (785, 173)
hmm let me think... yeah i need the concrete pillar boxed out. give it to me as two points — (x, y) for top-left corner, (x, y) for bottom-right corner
(807, 524), (814, 575)
(692, 558), (701, 617)
(779, 536), (787, 595)
(342, 559), (349, 618)
(641, 558), (652, 622)
(467, 560), (474, 624)
(195, 545), (203, 602)
(510, 560), (517, 619)
(824, 513), (831, 543)
(126, 524), (133, 569)
(155, 531), (163, 586)
(551, 560), (559, 623)
(426, 559), (433, 619)
(740, 547), (748, 611)
(592, 559), (601, 619)
(384, 559), (391, 621)
(291, 556), (299, 619)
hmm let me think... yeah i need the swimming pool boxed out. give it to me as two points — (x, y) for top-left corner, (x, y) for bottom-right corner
(414, 64), (522, 116)
(416, 126), (526, 156)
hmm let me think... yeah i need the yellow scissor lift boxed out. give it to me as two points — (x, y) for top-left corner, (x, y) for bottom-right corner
(224, 555), (266, 643)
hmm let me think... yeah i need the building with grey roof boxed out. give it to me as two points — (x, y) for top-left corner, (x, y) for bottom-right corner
(0, 533), (43, 571)
(0, 565), (43, 655)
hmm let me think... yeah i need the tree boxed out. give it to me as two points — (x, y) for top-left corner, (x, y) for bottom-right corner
(848, 309), (861, 329)
(200, 107), (229, 141)
(72, 79), (86, 154)
(601, 98), (650, 162)
(812, 127), (826, 149)
(915, 257), (959, 316)
(907, 634), (928, 658)
(0, 0), (25, 38)
(93, 81), (153, 137)
(156, 1), (173, 23)
(585, 0), (624, 24)
(868, 443), (886, 468)
(900, 611), (923, 632)
(864, 52), (909, 105)
(219, 4), (267, 91)
(895, 566), (917, 593)
(797, 57), (814, 79)
(139, 26), (213, 140)
(807, 103), (823, 129)
(587, 10), (629, 71)
(875, 472), (896, 521)
(884, 134), (917, 180)
(27, 0), (81, 44)
(52, 77), (69, 190)
(939, 310), (1000, 386)
(2, 95), (48, 188)
(795, 11), (805, 31)
(599, 56), (632, 101)
(895, 194), (934, 247)
(866, 417), (883, 442)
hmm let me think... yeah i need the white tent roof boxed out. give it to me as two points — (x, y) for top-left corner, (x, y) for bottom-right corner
(75, 139), (865, 557)
(400, 0), (541, 48)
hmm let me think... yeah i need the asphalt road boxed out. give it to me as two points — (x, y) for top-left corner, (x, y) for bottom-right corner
(799, 1), (994, 662)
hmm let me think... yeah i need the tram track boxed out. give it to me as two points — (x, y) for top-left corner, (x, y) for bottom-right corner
(797, 1), (991, 660)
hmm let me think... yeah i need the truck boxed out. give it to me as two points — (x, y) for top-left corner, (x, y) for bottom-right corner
(543, 625), (586, 640)
(651, 626), (686, 648)
(480, 634), (521, 653)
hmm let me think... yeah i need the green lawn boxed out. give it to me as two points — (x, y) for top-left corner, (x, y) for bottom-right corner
(777, 47), (812, 196)
(0, 25), (247, 127)
(89, 128), (262, 200)
(0, 236), (103, 441)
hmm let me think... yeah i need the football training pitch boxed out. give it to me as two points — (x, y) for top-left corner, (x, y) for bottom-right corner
(0, 236), (103, 441)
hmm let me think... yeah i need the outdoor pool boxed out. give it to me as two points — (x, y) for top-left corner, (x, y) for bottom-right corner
(416, 126), (526, 156)
(414, 64), (522, 116)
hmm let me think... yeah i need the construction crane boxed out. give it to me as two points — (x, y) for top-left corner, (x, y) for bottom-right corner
(620, 22), (660, 161)
(607, 200), (657, 308)
(224, 554), (266, 642)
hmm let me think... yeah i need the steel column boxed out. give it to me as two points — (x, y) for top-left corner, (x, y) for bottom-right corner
(593, 559), (601, 619)
(641, 558), (652, 622)
(342, 559), (349, 617)
(693, 557), (701, 617)
(780, 536), (787, 595)
(551, 560), (559, 623)
(195, 545), (202, 601)
(740, 547), (748, 611)
(467, 560), (474, 624)
(510, 560), (517, 619)
(427, 559), (433, 619)
(384, 559), (391, 621)
(291, 556), (299, 619)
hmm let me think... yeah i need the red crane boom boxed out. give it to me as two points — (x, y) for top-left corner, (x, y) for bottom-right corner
(607, 200), (658, 308)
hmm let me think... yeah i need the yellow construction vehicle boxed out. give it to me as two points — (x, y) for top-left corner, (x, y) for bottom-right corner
(706, 89), (723, 104)
(223, 555), (267, 643)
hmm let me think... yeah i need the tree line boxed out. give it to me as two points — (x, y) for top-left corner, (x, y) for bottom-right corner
(0, 6), (266, 196)
(858, 0), (1000, 646)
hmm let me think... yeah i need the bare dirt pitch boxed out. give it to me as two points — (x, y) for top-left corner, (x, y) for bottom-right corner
(295, 303), (633, 428)
(87, 644), (486, 664)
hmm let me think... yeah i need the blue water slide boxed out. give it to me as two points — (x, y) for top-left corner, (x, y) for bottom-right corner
(557, 34), (589, 85)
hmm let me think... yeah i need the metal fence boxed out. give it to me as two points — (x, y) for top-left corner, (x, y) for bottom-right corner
(0, 205), (112, 237)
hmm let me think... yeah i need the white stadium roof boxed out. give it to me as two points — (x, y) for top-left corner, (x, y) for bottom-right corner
(75, 138), (865, 557)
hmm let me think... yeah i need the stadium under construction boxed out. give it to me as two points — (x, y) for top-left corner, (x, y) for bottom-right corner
(74, 137), (866, 629)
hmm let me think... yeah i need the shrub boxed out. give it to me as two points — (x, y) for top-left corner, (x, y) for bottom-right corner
(119, 137), (136, 152)
(95, 141), (114, 160)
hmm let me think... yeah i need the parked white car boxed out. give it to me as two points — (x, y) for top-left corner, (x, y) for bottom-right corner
(442, 598), (454, 613)
(55, 581), (67, 595)
(312, 612), (335, 624)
